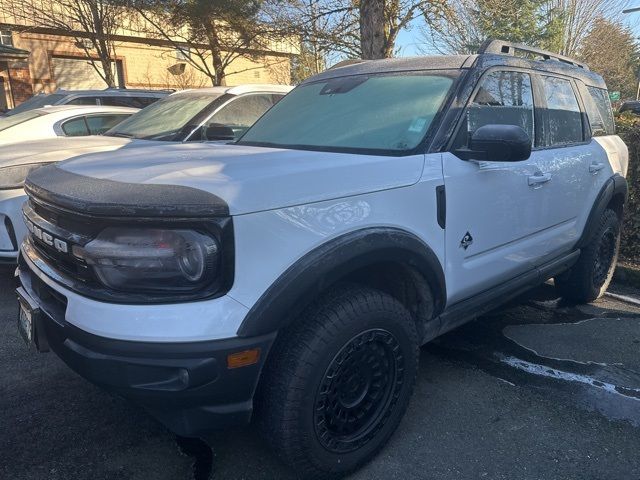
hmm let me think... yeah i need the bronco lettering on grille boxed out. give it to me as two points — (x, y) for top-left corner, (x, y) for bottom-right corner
(24, 219), (69, 254)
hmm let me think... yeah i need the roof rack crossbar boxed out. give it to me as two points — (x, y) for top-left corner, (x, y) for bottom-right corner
(478, 39), (589, 71)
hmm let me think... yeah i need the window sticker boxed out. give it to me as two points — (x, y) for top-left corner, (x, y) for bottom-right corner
(408, 117), (428, 133)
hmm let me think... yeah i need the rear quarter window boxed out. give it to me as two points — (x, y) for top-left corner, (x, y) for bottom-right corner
(584, 87), (615, 136)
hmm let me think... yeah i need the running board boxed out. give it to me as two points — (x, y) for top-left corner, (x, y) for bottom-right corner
(425, 250), (580, 343)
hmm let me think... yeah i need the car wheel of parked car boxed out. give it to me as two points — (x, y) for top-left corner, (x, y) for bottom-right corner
(257, 285), (419, 479)
(555, 208), (621, 303)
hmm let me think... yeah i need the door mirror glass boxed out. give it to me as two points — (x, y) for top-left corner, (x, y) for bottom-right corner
(204, 123), (235, 141)
(465, 124), (532, 162)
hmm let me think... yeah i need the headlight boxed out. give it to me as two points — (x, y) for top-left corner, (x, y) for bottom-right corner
(74, 227), (219, 293)
(0, 163), (50, 189)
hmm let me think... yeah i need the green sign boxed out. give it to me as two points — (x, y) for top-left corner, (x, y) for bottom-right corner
(609, 91), (621, 101)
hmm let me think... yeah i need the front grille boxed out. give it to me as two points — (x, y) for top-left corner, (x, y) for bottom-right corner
(30, 238), (94, 283)
(19, 254), (68, 323)
(24, 198), (99, 287)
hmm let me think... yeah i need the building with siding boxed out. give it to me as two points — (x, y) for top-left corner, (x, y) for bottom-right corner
(0, 8), (295, 109)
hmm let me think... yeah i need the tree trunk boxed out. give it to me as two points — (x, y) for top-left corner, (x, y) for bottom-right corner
(89, 3), (117, 87)
(360, 0), (386, 59)
(204, 20), (226, 86)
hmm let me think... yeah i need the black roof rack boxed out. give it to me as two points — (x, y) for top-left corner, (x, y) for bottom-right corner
(478, 39), (589, 71)
(329, 59), (369, 70)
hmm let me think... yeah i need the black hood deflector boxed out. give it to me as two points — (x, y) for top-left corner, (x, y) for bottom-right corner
(25, 164), (229, 218)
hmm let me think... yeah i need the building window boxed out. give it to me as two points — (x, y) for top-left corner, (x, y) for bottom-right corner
(175, 47), (191, 61)
(0, 30), (13, 46)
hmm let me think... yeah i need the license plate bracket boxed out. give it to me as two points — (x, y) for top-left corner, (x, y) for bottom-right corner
(16, 286), (48, 352)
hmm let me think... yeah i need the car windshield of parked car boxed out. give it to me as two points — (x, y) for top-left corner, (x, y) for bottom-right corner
(0, 110), (46, 132)
(238, 73), (455, 153)
(5, 94), (66, 116)
(105, 92), (221, 141)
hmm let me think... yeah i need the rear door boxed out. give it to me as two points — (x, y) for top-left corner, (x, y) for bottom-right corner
(529, 74), (597, 262)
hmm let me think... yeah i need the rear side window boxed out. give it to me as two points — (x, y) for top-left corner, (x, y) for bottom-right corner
(584, 87), (615, 136)
(66, 97), (98, 106)
(61, 117), (90, 136)
(85, 114), (131, 135)
(541, 76), (583, 146)
(205, 94), (276, 140)
(100, 96), (159, 108)
(456, 70), (535, 148)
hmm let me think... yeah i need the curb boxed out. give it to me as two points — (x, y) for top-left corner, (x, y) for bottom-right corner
(614, 264), (640, 290)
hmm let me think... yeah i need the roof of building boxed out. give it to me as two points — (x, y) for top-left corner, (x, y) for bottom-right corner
(0, 44), (30, 59)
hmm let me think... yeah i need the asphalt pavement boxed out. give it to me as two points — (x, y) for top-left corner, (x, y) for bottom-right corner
(1, 265), (639, 480)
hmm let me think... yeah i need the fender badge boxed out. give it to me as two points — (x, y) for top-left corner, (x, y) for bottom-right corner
(460, 231), (473, 250)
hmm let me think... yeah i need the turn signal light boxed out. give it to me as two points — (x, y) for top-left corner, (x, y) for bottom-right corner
(227, 348), (261, 369)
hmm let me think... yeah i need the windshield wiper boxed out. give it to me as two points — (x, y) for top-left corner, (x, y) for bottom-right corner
(106, 132), (134, 138)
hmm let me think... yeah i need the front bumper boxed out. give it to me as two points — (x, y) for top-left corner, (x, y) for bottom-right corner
(16, 261), (276, 437)
(0, 188), (26, 263)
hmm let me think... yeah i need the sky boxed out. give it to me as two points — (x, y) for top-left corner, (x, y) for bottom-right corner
(393, 1), (640, 57)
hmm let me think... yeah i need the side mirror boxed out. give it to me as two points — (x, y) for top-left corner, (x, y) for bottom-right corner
(458, 124), (532, 162)
(204, 123), (235, 141)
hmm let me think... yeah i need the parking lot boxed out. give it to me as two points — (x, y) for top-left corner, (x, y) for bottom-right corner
(2, 265), (640, 480)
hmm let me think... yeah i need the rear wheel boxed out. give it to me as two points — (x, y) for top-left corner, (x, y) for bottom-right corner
(555, 208), (621, 303)
(257, 285), (419, 479)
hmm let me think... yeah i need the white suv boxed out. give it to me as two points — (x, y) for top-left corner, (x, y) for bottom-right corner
(15, 41), (628, 478)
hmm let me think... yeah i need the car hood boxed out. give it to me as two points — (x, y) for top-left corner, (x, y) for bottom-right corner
(58, 143), (425, 215)
(0, 136), (142, 168)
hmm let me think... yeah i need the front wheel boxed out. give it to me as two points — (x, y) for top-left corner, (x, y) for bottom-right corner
(257, 286), (419, 479)
(555, 208), (621, 303)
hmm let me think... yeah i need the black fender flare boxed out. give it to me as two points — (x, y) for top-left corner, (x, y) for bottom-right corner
(236, 227), (446, 337)
(577, 173), (628, 249)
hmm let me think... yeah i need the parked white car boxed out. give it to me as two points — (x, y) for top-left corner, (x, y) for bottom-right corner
(0, 105), (137, 145)
(0, 84), (292, 263)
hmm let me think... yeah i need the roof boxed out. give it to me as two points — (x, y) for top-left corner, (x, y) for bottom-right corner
(304, 48), (606, 89)
(33, 105), (139, 115)
(51, 88), (169, 97)
(307, 55), (475, 83)
(0, 44), (29, 59)
(172, 84), (293, 96)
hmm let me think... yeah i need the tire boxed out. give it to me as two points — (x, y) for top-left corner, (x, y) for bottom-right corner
(555, 208), (621, 303)
(257, 285), (420, 479)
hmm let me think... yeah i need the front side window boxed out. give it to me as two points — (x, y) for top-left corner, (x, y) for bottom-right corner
(455, 70), (535, 149)
(239, 73), (456, 154)
(104, 92), (221, 141)
(585, 86), (615, 136)
(542, 76), (583, 145)
(205, 94), (278, 140)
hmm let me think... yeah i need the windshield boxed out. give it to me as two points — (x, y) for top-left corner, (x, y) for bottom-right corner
(0, 110), (46, 132)
(105, 92), (221, 141)
(238, 72), (456, 153)
(6, 94), (66, 116)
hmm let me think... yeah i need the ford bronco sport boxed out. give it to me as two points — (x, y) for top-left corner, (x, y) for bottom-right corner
(15, 40), (628, 478)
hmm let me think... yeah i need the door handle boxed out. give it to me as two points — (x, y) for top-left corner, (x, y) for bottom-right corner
(528, 172), (552, 187)
(589, 162), (605, 174)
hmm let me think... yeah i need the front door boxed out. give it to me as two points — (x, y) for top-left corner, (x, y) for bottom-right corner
(443, 69), (551, 304)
